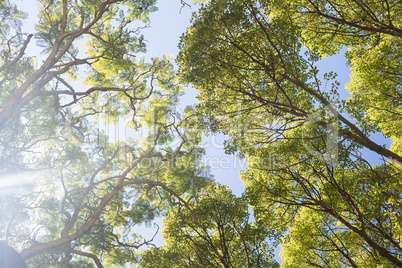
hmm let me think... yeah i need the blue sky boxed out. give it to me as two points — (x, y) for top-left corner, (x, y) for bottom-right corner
(143, 1), (247, 196)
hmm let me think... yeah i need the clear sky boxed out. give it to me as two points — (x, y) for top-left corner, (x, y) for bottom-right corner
(134, 0), (249, 248)
(143, 1), (247, 196)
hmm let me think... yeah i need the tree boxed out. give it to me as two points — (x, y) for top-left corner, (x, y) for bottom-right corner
(0, 0), (210, 267)
(0, 241), (28, 268)
(139, 183), (279, 268)
(178, 0), (402, 266)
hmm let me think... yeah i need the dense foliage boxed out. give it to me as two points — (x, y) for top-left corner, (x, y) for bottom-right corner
(178, 0), (402, 267)
(2, 0), (402, 267)
(0, 0), (214, 267)
(140, 184), (279, 267)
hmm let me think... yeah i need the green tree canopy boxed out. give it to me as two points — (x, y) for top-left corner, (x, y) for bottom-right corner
(140, 183), (279, 268)
(178, 0), (402, 266)
(0, 0), (212, 267)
